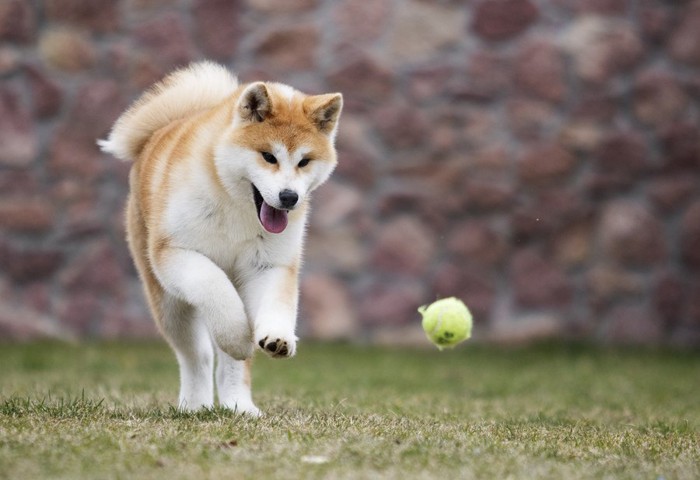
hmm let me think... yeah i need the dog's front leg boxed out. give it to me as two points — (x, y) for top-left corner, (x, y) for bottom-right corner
(151, 245), (254, 361)
(241, 264), (300, 358)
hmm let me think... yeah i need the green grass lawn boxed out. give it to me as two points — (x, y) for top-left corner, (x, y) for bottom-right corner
(0, 341), (698, 479)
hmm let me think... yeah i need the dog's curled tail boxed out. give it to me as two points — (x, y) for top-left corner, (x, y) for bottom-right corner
(98, 61), (238, 162)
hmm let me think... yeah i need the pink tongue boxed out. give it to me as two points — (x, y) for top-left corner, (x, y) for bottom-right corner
(260, 201), (288, 234)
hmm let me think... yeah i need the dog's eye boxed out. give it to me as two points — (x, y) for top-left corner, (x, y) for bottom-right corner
(261, 152), (277, 164)
(298, 158), (311, 168)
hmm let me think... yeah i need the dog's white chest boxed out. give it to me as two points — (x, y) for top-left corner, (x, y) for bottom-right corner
(165, 189), (261, 267)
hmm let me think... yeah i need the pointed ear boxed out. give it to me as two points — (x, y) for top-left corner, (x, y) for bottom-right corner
(304, 93), (343, 135)
(237, 83), (271, 123)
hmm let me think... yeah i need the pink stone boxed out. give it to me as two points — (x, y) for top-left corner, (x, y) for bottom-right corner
(0, 170), (38, 196)
(553, 221), (593, 267)
(0, 304), (73, 341)
(599, 200), (666, 266)
(332, 0), (391, 44)
(640, 6), (672, 44)
(648, 175), (696, 213)
(407, 64), (458, 102)
(49, 135), (105, 180)
(193, 0), (241, 59)
(659, 122), (700, 172)
(62, 200), (106, 240)
(0, 47), (19, 75)
(374, 103), (429, 149)
(507, 98), (556, 140)
(246, 0), (318, 12)
(460, 51), (511, 100)
(594, 130), (651, 176)
(0, 198), (53, 233)
(44, 0), (119, 33)
(387, 1), (466, 64)
(586, 265), (645, 309)
(38, 27), (95, 72)
(0, 245), (63, 283)
(681, 201), (700, 270)
(310, 180), (363, 229)
(49, 80), (123, 179)
(514, 40), (566, 103)
(669, 2), (700, 65)
(571, 93), (619, 122)
(633, 70), (687, 127)
(0, 87), (37, 167)
(447, 220), (507, 266)
(360, 281), (426, 327)
(59, 241), (126, 298)
(25, 64), (62, 118)
(584, 172), (633, 199)
(464, 179), (515, 211)
(370, 216), (437, 276)
(511, 249), (573, 309)
(335, 147), (377, 187)
(518, 142), (577, 184)
(300, 273), (359, 340)
(334, 114), (380, 187)
(254, 25), (318, 71)
(0, 0), (35, 42)
(559, 122), (605, 153)
(326, 54), (394, 110)
(57, 291), (101, 334)
(132, 13), (195, 69)
(688, 280), (700, 326)
(561, 18), (643, 84)
(604, 305), (663, 345)
(469, 147), (512, 173)
(377, 186), (453, 230)
(654, 272), (684, 329)
(461, 107), (498, 146)
(472, 0), (538, 41)
(305, 226), (366, 274)
(99, 304), (158, 339)
(70, 80), (124, 140)
(511, 207), (552, 242)
(576, 0), (627, 14)
(511, 188), (591, 242)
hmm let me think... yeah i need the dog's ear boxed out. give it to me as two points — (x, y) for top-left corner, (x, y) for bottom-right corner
(304, 93), (343, 136)
(237, 83), (271, 123)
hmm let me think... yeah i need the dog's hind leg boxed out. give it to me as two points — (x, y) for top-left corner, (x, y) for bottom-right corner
(161, 297), (215, 411)
(215, 352), (260, 416)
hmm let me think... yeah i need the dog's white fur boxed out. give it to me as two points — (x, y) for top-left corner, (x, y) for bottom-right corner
(100, 62), (342, 416)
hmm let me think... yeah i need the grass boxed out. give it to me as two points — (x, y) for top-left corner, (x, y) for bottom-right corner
(0, 341), (698, 479)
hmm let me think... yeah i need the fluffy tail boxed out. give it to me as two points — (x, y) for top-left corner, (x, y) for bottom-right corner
(98, 61), (238, 161)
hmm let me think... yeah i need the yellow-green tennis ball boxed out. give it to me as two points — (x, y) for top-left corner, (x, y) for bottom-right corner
(418, 297), (472, 350)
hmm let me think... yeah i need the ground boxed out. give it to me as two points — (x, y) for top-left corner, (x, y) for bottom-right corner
(0, 341), (698, 479)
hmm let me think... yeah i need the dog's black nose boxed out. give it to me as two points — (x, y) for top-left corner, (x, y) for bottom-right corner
(279, 189), (298, 209)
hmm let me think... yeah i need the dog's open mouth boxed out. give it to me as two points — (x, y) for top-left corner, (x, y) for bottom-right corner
(252, 184), (288, 234)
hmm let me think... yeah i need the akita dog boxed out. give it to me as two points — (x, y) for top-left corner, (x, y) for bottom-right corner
(99, 62), (342, 416)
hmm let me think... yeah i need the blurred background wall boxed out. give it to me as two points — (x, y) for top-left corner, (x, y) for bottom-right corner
(0, 0), (699, 346)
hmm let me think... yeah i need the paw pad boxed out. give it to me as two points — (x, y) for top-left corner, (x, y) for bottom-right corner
(257, 336), (293, 358)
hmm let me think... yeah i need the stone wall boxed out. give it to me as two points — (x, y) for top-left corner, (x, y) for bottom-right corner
(1, 0), (699, 346)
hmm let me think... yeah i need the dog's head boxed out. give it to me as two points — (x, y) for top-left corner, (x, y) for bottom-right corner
(216, 82), (342, 234)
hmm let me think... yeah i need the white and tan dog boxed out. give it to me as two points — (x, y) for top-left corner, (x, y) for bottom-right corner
(99, 62), (342, 416)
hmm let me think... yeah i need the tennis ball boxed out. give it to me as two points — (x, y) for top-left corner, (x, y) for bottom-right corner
(418, 297), (472, 350)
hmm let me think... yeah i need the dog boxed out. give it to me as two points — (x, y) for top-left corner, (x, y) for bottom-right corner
(99, 62), (342, 416)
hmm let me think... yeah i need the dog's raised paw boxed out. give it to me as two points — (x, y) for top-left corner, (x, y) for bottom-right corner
(257, 335), (296, 358)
